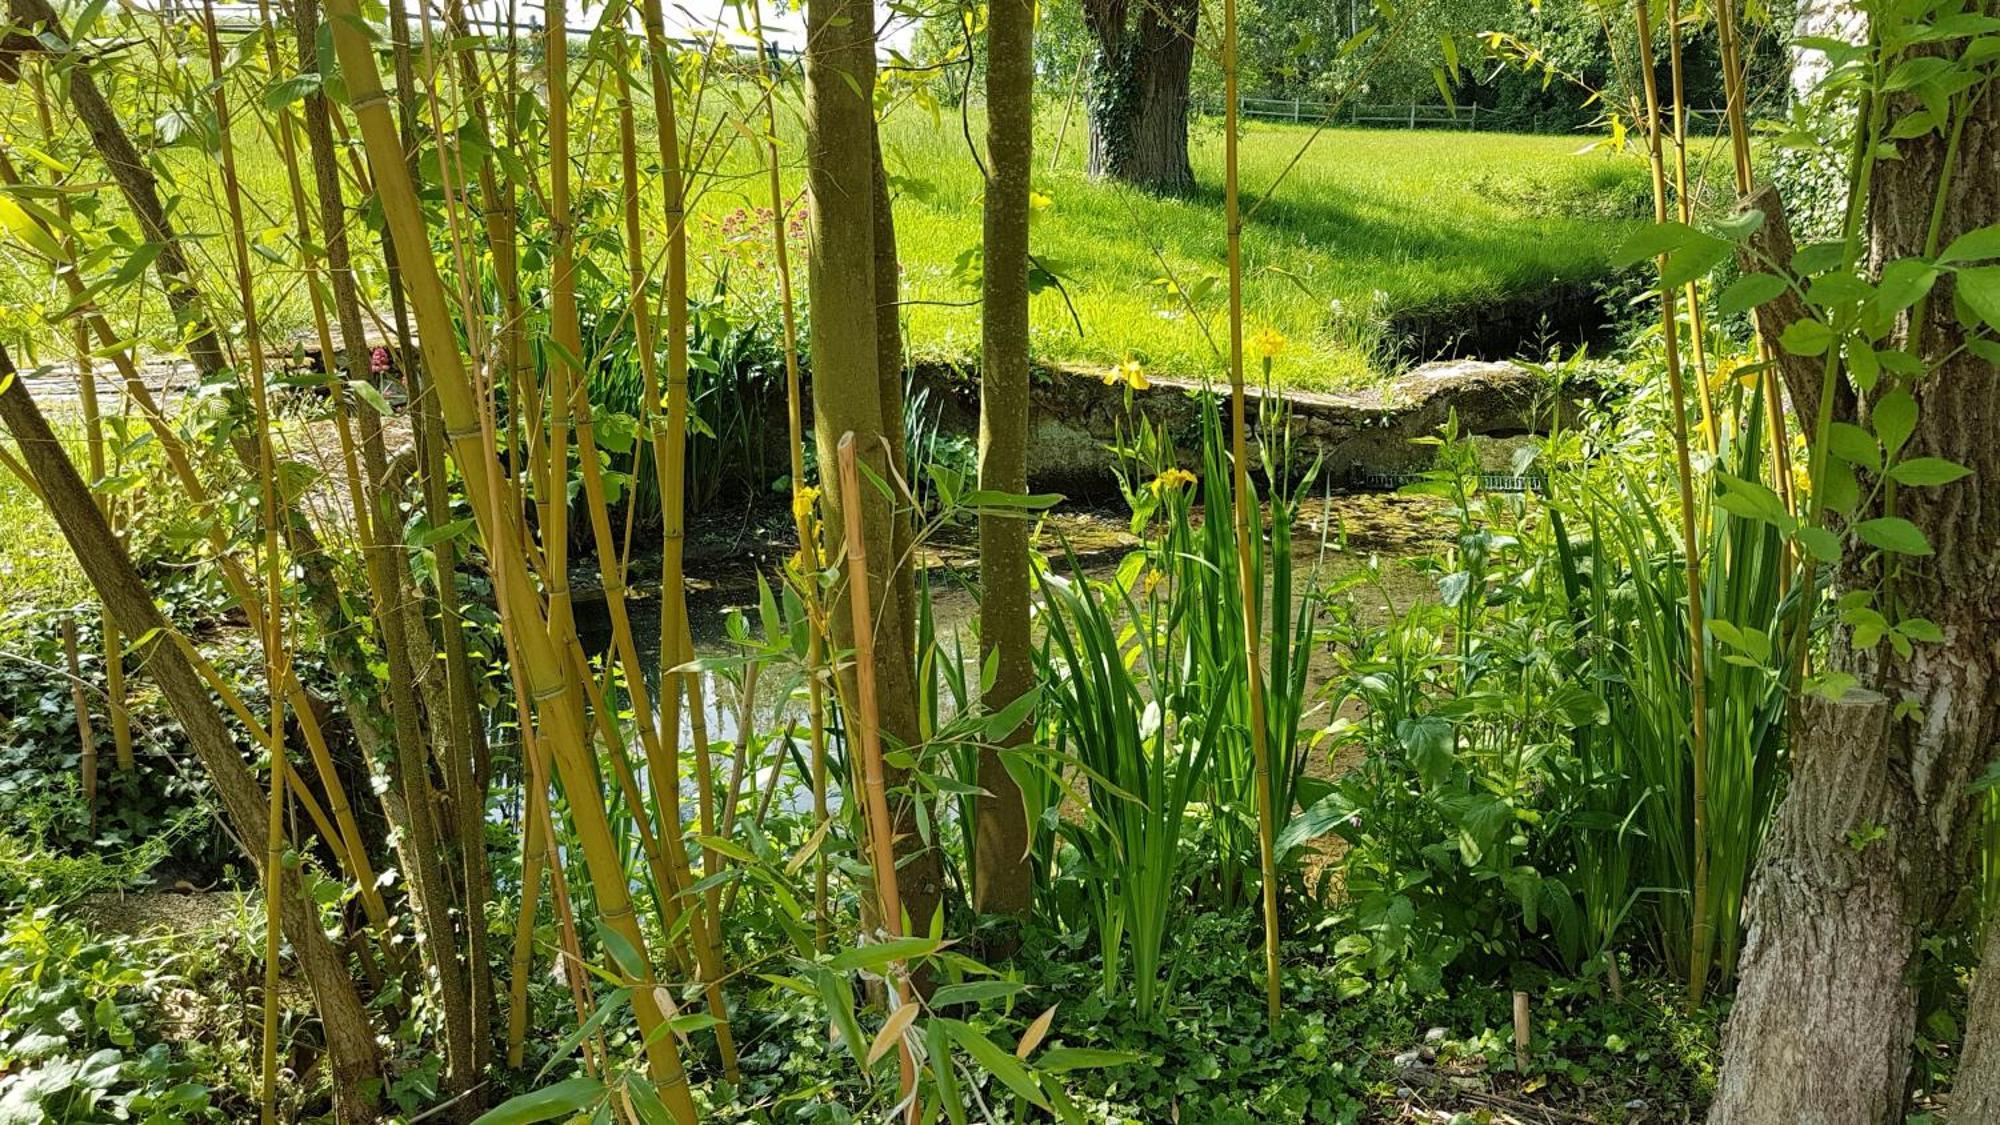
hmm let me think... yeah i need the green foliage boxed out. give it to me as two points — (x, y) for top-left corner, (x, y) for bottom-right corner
(0, 611), (228, 901)
(0, 910), (219, 1123)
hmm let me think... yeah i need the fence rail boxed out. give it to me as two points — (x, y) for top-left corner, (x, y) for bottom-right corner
(1200, 95), (1735, 133)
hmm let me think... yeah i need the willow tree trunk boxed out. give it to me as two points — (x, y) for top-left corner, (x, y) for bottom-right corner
(1082, 0), (1197, 192)
(973, 0), (1036, 924)
(1709, 65), (2000, 1124)
(805, 0), (944, 942)
(0, 349), (382, 1123)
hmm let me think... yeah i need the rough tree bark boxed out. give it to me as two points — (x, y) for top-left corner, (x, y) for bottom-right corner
(973, 0), (1036, 923)
(1710, 56), (2000, 1124)
(806, 0), (944, 942)
(0, 348), (383, 1123)
(1082, 0), (1198, 192)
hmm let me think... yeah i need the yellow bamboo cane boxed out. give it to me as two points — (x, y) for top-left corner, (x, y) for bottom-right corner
(319, 0), (699, 1110)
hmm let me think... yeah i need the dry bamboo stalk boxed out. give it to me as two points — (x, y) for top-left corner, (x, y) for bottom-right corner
(60, 616), (97, 832)
(1221, 0), (1284, 1030)
(837, 433), (919, 1119)
(1633, 0), (1714, 1008)
(1513, 991), (1530, 1070)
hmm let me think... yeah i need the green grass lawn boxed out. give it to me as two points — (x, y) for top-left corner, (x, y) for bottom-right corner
(1, 71), (1648, 392)
(863, 110), (1651, 387)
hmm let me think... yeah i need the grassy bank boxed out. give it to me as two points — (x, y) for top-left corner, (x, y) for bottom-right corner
(2, 73), (1648, 390)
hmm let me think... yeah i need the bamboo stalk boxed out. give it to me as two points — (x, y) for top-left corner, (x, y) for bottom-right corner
(1665, 0), (1717, 458)
(195, 4), (293, 1112)
(1633, 0), (1714, 1008)
(318, 0), (700, 1108)
(748, 0), (832, 952)
(29, 66), (134, 774)
(0, 147), (393, 933)
(837, 433), (919, 1120)
(60, 615), (97, 833)
(1221, 0), (1284, 1030)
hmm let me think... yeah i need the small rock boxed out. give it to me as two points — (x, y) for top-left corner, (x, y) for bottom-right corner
(1423, 1026), (1448, 1043)
(1419, 1045), (1437, 1061)
(1396, 1086), (1416, 1100)
(1623, 1099), (1649, 1111)
(1393, 1048), (1427, 1070)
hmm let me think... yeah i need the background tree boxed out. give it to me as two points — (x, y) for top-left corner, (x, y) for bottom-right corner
(1081, 0), (1198, 191)
(973, 0), (1036, 923)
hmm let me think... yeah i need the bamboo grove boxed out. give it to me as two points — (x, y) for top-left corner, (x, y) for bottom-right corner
(1, 0), (1999, 1117)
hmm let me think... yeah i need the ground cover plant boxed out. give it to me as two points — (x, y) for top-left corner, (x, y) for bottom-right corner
(1, 0), (1998, 1121)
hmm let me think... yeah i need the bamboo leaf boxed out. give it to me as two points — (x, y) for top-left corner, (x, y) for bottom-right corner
(472, 1077), (607, 1124)
(827, 935), (939, 972)
(1015, 1003), (1057, 1059)
(866, 1003), (919, 1066)
(1035, 1046), (1144, 1071)
(942, 1019), (1049, 1109)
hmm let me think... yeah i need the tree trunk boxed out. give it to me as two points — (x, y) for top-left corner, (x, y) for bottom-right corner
(806, 0), (944, 944)
(973, 0), (1036, 925)
(0, 349), (382, 1123)
(1711, 48), (2000, 1123)
(1083, 0), (1197, 192)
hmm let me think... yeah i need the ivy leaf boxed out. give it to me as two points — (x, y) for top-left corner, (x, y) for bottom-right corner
(1855, 516), (1933, 556)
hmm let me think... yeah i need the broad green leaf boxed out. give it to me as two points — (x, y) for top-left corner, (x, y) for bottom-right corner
(1612, 220), (1708, 266)
(348, 379), (393, 416)
(1939, 223), (2000, 264)
(1716, 272), (1787, 315)
(827, 935), (939, 973)
(1779, 318), (1833, 356)
(1872, 390), (1917, 456)
(931, 980), (1028, 1008)
(1855, 516), (1933, 556)
(1828, 422), (1881, 472)
(1035, 1047), (1143, 1071)
(1887, 457), (1971, 486)
(1874, 259), (1938, 312)
(1795, 525), (1842, 563)
(0, 196), (64, 261)
(1956, 266), (2000, 329)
